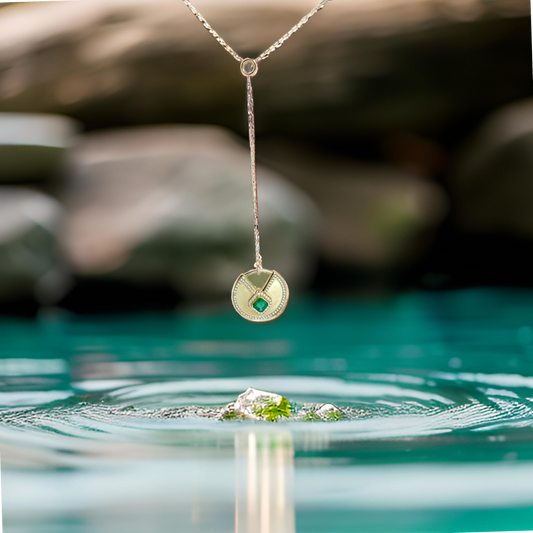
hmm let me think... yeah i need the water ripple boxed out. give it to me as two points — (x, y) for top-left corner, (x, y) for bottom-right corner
(1, 374), (533, 445)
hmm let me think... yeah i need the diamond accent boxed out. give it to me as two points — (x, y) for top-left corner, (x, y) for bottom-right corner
(240, 58), (258, 77)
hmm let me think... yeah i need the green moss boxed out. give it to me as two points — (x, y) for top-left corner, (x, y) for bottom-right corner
(254, 396), (291, 422)
(325, 410), (345, 421)
(302, 409), (344, 421)
(221, 410), (239, 421)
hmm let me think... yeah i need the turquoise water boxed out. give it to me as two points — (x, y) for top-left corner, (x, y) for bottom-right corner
(1, 289), (533, 532)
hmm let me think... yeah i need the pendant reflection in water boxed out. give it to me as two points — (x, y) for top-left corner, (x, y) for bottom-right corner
(235, 432), (295, 533)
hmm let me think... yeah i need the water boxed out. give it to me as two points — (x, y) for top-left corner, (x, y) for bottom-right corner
(1, 289), (533, 532)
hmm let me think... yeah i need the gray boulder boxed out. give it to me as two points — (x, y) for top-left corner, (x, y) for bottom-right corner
(452, 98), (533, 238)
(260, 140), (449, 268)
(0, 113), (79, 183)
(60, 125), (319, 296)
(0, 188), (65, 303)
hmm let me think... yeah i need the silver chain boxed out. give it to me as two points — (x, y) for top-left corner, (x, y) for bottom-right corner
(246, 76), (262, 270)
(256, 0), (330, 62)
(181, 0), (332, 271)
(181, 0), (331, 64)
(181, 0), (243, 62)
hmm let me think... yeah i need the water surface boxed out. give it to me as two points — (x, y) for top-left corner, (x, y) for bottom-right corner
(1, 289), (533, 532)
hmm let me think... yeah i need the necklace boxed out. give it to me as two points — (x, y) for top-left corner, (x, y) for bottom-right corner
(182, 0), (333, 322)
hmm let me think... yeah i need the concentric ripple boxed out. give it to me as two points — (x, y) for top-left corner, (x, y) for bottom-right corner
(1, 374), (533, 447)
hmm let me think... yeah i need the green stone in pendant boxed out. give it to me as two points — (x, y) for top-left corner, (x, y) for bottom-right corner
(253, 297), (269, 313)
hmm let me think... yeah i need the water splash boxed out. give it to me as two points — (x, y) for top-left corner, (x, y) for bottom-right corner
(1, 375), (533, 446)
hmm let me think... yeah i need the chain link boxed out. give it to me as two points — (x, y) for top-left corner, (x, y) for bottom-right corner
(181, 0), (331, 64)
(256, 0), (330, 62)
(246, 76), (263, 271)
(182, 0), (243, 62)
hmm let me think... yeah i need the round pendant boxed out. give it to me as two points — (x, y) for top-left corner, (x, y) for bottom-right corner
(232, 268), (289, 322)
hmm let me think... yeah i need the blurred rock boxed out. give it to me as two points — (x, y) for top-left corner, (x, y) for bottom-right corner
(260, 141), (448, 268)
(60, 125), (319, 297)
(452, 98), (533, 238)
(0, 0), (528, 143)
(0, 188), (66, 303)
(0, 113), (79, 183)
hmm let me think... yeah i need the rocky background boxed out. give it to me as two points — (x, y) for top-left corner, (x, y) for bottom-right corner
(0, 0), (531, 314)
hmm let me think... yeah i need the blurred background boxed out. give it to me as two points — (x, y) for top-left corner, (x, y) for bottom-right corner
(2, 2), (533, 533)
(0, 0), (530, 316)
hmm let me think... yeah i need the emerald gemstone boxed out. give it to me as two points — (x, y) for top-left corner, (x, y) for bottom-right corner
(253, 297), (269, 313)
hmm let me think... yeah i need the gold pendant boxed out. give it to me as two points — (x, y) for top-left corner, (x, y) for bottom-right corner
(232, 268), (289, 322)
